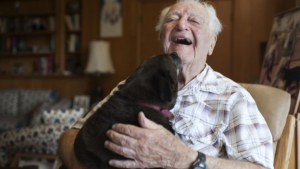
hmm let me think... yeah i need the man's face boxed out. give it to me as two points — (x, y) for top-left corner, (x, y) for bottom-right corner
(160, 2), (216, 65)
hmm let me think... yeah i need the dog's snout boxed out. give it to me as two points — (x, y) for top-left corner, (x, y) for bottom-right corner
(170, 52), (179, 61)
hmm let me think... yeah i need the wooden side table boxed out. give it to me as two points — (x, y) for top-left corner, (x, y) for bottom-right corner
(10, 153), (59, 169)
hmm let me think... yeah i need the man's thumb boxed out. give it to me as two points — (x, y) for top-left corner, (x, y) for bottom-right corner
(138, 112), (160, 130)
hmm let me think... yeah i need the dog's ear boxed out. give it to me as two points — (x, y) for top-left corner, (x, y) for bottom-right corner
(154, 71), (174, 102)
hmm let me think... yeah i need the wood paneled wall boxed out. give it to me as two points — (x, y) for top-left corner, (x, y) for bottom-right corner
(232, 0), (297, 83)
(0, 76), (93, 100)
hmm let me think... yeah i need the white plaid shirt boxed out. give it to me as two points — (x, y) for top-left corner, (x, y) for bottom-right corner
(74, 64), (274, 169)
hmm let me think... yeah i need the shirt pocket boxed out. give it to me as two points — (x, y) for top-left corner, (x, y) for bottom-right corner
(173, 102), (223, 146)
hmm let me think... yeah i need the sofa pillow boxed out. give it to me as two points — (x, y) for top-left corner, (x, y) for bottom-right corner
(0, 90), (19, 116)
(28, 102), (55, 127)
(42, 108), (84, 125)
(18, 90), (60, 116)
(29, 99), (72, 126)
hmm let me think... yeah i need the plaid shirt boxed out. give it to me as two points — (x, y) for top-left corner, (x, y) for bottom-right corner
(73, 64), (274, 169)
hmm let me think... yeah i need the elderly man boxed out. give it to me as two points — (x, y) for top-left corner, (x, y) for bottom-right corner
(59, 0), (274, 169)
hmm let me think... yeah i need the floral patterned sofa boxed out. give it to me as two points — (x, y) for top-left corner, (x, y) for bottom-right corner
(0, 89), (85, 167)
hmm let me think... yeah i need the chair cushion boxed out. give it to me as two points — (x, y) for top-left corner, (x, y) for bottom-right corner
(239, 83), (291, 142)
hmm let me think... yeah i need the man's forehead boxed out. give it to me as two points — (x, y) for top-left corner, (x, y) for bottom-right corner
(167, 2), (208, 17)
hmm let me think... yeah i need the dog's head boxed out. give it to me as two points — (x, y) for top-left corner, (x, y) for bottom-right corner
(119, 52), (182, 109)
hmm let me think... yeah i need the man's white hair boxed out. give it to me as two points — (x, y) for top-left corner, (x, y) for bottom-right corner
(155, 0), (223, 36)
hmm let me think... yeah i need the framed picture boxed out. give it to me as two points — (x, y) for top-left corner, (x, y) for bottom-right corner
(259, 7), (300, 115)
(73, 95), (90, 112)
(10, 153), (59, 169)
(100, 0), (123, 38)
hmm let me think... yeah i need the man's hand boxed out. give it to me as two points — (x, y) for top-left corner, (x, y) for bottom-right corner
(104, 112), (198, 168)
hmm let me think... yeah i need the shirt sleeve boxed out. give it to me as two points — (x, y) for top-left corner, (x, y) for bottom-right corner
(223, 94), (274, 169)
(72, 80), (125, 129)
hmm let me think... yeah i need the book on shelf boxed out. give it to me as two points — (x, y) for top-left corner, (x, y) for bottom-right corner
(34, 54), (55, 75)
(0, 36), (52, 53)
(0, 18), (7, 33)
(64, 14), (80, 31)
(0, 16), (55, 33)
(68, 34), (80, 52)
(0, 37), (5, 52)
(65, 57), (80, 74)
(6, 37), (11, 52)
(48, 16), (55, 31)
(50, 34), (55, 51)
(74, 14), (80, 31)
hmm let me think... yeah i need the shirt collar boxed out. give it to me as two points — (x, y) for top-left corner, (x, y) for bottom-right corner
(178, 64), (221, 96)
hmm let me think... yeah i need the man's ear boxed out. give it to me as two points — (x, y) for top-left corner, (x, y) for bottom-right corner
(208, 36), (217, 55)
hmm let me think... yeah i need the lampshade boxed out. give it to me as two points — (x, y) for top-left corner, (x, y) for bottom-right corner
(85, 40), (115, 74)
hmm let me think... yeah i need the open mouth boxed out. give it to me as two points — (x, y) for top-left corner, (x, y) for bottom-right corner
(173, 37), (192, 45)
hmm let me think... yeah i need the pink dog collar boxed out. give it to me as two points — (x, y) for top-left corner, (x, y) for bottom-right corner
(139, 101), (173, 119)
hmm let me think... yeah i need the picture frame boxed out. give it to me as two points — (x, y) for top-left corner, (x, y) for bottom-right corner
(73, 95), (90, 112)
(100, 0), (123, 38)
(259, 7), (300, 115)
(10, 153), (59, 169)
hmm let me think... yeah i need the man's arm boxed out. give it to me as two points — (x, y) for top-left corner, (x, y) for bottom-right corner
(105, 112), (266, 169)
(58, 129), (85, 169)
(206, 156), (265, 169)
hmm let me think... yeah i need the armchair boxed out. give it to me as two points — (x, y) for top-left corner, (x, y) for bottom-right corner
(58, 83), (295, 169)
(240, 83), (295, 169)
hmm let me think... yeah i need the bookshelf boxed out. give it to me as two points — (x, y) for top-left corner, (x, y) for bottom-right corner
(0, 0), (84, 77)
(63, 0), (82, 75)
(0, 0), (57, 76)
(0, 52), (55, 58)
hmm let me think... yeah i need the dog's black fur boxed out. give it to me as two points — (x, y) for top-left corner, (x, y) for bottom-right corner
(73, 52), (181, 169)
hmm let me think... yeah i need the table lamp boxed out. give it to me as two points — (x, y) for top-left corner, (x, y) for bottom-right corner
(86, 40), (115, 102)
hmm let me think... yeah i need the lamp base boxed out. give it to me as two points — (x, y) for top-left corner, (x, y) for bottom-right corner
(92, 75), (104, 104)
(94, 85), (103, 100)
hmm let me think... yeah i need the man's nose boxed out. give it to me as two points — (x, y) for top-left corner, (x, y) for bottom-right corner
(176, 18), (188, 31)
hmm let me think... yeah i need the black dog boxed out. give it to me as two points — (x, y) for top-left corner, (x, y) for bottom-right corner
(73, 52), (182, 169)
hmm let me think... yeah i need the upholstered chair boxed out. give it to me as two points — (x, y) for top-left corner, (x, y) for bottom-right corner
(240, 83), (296, 169)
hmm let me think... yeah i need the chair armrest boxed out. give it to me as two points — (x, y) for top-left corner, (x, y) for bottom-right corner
(274, 115), (296, 169)
(58, 128), (86, 169)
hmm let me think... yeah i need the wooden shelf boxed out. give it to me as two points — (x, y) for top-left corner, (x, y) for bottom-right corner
(0, 31), (55, 36)
(0, 12), (55, 17)
(0, 52), (55, 58)
(66, 10), (81, 14)
(66, 51), (81, 56)
(67, 30), (81, 34)
(0, 73), (89, 79)
(0, 0), (49, 1)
